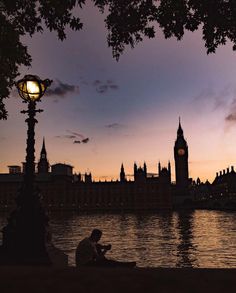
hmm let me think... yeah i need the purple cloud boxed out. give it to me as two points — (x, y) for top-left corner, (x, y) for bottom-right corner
(105, 123), (125, 129)
(93, 79), (119, 94)
(46, 79), (79, 97)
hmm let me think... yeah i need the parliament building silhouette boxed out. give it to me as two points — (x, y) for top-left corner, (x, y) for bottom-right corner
(0, 121), (192, 211)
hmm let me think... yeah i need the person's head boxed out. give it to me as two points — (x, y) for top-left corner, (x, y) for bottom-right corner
(90, 229), (102, 242)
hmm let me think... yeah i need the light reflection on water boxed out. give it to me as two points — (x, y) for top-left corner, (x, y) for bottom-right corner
(1, 210), (236, 267)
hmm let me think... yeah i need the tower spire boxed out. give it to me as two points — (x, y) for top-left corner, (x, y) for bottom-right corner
(134, 162), (137, 181)
(38, 137), (49, 173)
(158, 161), (161, 175)
(143, 162), (147, 176)
(177, 117), (183, 137)
(120, 163), (126, 182)
(41, 137), (46, 154)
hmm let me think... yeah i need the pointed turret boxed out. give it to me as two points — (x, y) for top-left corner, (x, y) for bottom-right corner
(77, 172), (82, 182)
(177, 117), (184, 137)
(158, 161), (161, 175)
(168, 161), (171, 182)
(143, 162), (147, 176)
(37, 137), (49, 173)
(41, 137), (46, 155)
(120, 163), (126, 182)
(85, 172), (92, 183)
(134, 162), (137, 180)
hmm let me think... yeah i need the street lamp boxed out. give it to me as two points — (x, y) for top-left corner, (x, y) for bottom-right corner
(0, 74), (53, 265)
(16, 74), (51, 101)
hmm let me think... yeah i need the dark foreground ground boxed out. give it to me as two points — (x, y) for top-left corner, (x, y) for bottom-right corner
(0, 267), (236, 293)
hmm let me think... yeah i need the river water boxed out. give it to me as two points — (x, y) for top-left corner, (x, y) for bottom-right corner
(1, 210), (236, 267)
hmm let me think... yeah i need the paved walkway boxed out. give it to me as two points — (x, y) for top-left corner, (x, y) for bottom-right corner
(0, 267), (235, 293)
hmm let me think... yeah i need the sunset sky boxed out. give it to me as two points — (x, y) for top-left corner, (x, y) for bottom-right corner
(1, 2), (236, 182)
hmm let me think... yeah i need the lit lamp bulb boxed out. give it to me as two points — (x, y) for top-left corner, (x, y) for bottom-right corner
(16, 75), (52, 102)
(26, 81), (41, 101)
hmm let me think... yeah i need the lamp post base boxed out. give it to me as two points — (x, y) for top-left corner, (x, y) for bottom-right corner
(0, 191), (68, 267)
(0, 245), (68, 267)
(0, 186), (52, 266)
(0, 203), (51, 265)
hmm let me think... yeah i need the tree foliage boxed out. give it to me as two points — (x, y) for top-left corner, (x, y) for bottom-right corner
(1, 0), (236, 119)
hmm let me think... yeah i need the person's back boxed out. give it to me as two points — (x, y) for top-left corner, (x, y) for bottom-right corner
(75, 229), (136, 268)
(75, 237), (97, 266)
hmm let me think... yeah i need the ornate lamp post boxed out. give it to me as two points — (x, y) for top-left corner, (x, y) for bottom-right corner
(1, 75), (53, 265)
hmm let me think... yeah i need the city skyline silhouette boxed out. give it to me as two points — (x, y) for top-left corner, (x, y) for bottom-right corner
(1, 114), (236, 183)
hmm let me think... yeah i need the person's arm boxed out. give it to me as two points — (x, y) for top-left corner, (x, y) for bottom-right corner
(96, 244), (112, 257)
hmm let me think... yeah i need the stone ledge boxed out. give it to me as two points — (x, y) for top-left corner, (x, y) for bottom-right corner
(0, 267), (236, 293)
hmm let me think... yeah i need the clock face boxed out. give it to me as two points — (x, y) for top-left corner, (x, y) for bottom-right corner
(178, 148), (185, 156)
(42, 154), (45, 159)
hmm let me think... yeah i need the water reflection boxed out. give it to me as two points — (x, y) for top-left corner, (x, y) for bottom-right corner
(176, 211), (198, 268)
(1, 210), (236, 267)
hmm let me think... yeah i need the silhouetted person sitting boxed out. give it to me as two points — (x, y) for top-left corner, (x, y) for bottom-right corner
(75, 229), (136, 268)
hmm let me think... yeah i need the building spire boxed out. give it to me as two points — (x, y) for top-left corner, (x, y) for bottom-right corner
(158, 161), (161, 175)
(134, 162), (137, 180)
(177, 117), (183, 137)
(38, 137), (49, 173)
(120, 163), (126, 182)
(168, 161), (171, 172)
(41, 137), (46, 155)
(143, 162), (147, 175)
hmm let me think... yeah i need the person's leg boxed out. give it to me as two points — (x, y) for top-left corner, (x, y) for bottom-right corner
(96, 258), (136, 268)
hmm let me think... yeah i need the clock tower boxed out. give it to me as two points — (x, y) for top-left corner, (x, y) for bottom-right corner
(174, 118), (189, 190)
